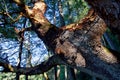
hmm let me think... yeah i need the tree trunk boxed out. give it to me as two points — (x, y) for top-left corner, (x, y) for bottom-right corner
(44, 73), (50, 80)
(67, 67), (76, 80)
(54, 66), (57, 80)
(25, 75), (28, 80)
(16, 73), (20, 80)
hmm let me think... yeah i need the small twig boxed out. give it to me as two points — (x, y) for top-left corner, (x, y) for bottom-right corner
(7, 12), (23, 23)
(2, 0), (23, 23)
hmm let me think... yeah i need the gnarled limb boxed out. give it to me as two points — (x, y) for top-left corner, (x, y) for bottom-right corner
(54, 9), (120, 80)
(2, 0), (120, 80)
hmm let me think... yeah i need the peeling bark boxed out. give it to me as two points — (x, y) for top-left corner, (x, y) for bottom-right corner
(1, 0), (120, 80)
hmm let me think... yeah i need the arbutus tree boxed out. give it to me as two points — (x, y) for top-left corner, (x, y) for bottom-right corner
(0, 0), (120, 80)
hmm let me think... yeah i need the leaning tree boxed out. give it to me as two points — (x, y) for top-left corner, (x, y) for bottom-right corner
(0, 0), (120, 80)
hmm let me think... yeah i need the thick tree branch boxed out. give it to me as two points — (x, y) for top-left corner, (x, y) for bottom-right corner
(12, 0), (24, 6)
(0, 55), (65, 75)
(4, 1), (120, 80)
(85, 0), (120, 34)
(28, 5), (120, 79)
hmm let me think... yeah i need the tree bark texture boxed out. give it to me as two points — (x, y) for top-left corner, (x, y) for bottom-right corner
(0, 0), (120, 80)
(85, 0), (120, 34)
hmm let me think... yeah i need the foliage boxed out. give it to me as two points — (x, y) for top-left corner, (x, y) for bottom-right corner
(0, 27), (17, 39)
(0, 73), (16, 80)
(105, 29), (120, 52)
(61, 0), (89, 24)
(0, 73), (44, 80)
(44, 0), (89, 27)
